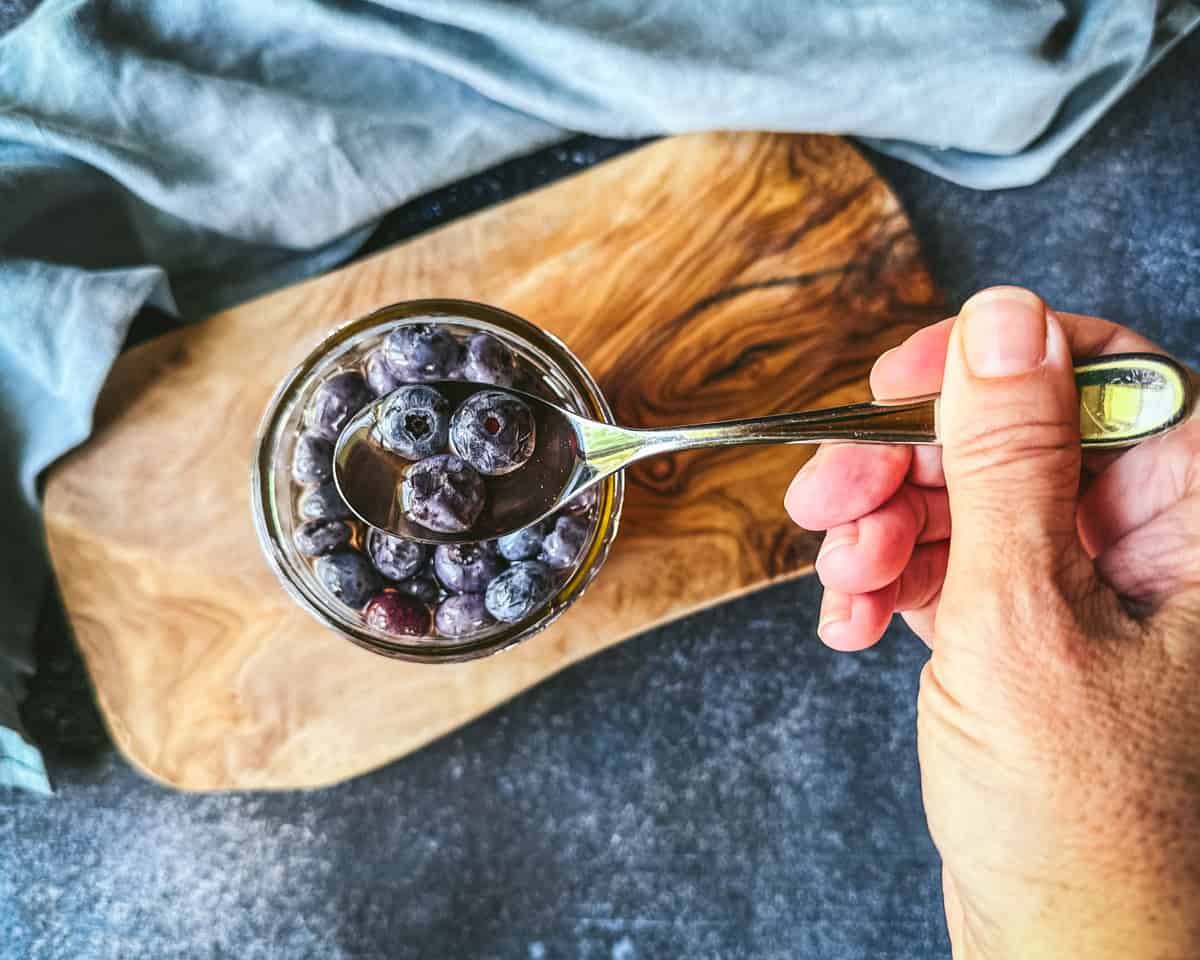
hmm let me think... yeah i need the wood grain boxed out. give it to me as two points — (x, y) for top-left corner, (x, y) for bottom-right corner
(43, 133), (944, 790)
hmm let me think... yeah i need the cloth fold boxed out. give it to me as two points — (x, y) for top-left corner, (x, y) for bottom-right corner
(2, 0), (1196, 793)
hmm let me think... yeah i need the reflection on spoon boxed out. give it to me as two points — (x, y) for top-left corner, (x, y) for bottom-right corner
(333, 353), (1193, 545)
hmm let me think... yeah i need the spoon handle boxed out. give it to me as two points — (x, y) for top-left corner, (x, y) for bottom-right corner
(628, 353), (1192, 456)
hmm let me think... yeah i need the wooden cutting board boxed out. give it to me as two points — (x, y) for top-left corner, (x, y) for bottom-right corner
(43, 133), (943, 791)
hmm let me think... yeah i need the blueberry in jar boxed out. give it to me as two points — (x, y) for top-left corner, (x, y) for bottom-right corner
(497, 524), (545, 562)
(300, 480), (353, 521)
(364, 592), (432, 637)
(540, 515), (589, 571)
(366, 527), (430, 581)
(434, 542), (503, 594)
(461, 333), (517, 387)
(383, 323), (460, 382)
(484, 560), (554, 624)
(363, 347), (402, 398)
(435, 593), (494, 638)
(294, 518), (354, 557)
(392, 573), (441, 605)
(401, 454), (486, 534)
(305, 371), (372, 441)
(376, 385), (450, 460)
(291, 432), (333, 485)
(449, 390), (536, 476)
(562, 484), (598, 516)
(316, 552), (381, 609)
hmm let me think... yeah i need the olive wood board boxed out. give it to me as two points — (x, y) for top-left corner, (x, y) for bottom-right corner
(43, 132), (944, 790)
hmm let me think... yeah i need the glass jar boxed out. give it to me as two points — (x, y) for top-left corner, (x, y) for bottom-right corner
(251, 299), (623, 663)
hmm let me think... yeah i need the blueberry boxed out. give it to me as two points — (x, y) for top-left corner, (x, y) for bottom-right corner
(449, 390), (536, 476)
(484, 560), (554, 624)
(299, 480), (352, 521)
(562, 484), (598, 516)
(461, 333), (517, 387)
(294, 518), (354, 556)
(376, 385), (450, 459)
(363, 347), (402, 397)
(366, 527), (430, 581)
(305, 371), (372, 440)
(393, 573), (441, 605)
(435, 594), (494, 638)
(401, 454), (486, 533)
(383, 323), (460, 381)
(315, 552), (381, 609)
(540, 515), (589, 571)
(364, 592), (432, 637)
(291, 432), (333, 485)
(497, 524), (545, 562)
(434, 542), (503, 594)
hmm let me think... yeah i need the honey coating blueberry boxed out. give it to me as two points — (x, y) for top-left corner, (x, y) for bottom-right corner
(433, 542), (504, 594)
(292, 432), (333, 485)
(300, 481), (353, 522)
(305, 371), (372, 440)
(484, 560), (554, 624)
(461, 333), (517, 387)
(449, 390), (536, 476)
(540, 515), (589, 571)
(377, 384), (450, 460)
(435, 593), (494, 637)
(364, 592), (432, 637)
(383, 323), (460, 382)
(392, 573), (441, 605)
(366, 527), (430, 581)
(497, 524), (545, 562)
(363, 347), (402, 397)
(401, 454), (486, 533)
(316, 552), (381, 610)
(562, 484), (598, 516)
(294, 518), (354, 557)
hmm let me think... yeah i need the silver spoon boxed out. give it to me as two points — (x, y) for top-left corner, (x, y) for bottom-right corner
(334, 352), (1193, 544)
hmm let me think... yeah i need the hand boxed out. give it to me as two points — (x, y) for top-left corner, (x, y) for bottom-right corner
(785, 287), (1200, 958)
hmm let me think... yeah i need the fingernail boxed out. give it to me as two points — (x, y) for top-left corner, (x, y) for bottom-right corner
(818, 589), (852, 639)
(960, 287), (1047, 378)
(816, 525), (858, 566)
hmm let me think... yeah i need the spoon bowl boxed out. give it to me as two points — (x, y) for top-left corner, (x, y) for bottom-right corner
(334, 381), (595, 544)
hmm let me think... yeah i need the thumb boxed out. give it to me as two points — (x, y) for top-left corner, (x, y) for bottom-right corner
(938, 287), (1091, 602)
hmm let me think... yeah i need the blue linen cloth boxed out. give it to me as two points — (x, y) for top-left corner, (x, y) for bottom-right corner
(2, 0), (1196, 794)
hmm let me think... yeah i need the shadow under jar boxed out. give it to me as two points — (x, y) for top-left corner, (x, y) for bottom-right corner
(252, 299), (624, 663)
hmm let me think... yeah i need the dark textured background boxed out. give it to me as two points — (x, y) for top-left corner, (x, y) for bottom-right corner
(3, 23), (1198, 960)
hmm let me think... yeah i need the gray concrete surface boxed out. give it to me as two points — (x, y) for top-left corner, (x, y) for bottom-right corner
(3, 30), (1197, 960)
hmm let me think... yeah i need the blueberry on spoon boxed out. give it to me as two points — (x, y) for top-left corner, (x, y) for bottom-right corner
(376, 385), (450, 460)
(449, 390), (536, 476)
(401, 454), (486, 534)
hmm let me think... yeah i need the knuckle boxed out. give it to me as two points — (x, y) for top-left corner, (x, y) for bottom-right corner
(946, 416), (1078, 485)
(916, 660), (986, 757)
